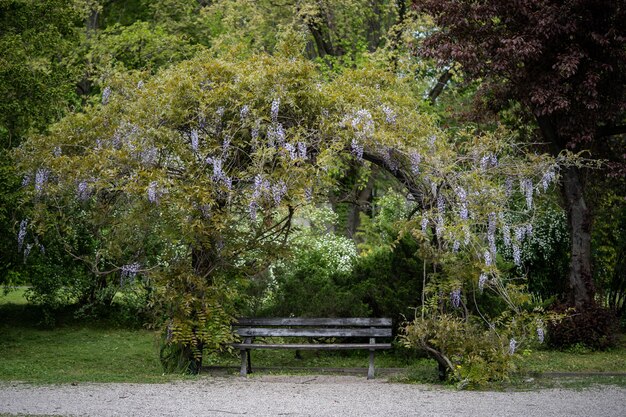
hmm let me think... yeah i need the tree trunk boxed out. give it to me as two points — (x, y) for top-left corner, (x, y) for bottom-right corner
(561, 165), (595, 307)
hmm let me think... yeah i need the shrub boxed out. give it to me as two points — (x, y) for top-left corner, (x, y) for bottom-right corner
(547, 303), (619, 350)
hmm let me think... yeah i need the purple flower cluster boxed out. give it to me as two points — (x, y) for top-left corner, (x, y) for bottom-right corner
(487, 212), (497, 255)
(22, 174), (31, 187)
(520, 178), (533, 208)
(102, 86), (111, 105)
(285, 143), (298, 160)
(350, 109), (375, 139)
(450, 288), (461, 309)
(272, 181), (287, 205)
(351, 138), (364, 161)
(484, 250), (492, 267)
(505, 177), (513, 197)
(18, 219), (28, 252)
(508, 338), (517, 355)
(409, 152), (421, 175)
(190, 129), (199, 152)
(381, 105), (396, 124)
(53, 146), (62, 157)
(537, 326), (545, 344)
(478, 273), (488, 292)
(120, 262), (141, 284)
(435, 215), (444, 238)
(271, 99), (280, 123)
(297, 142), (307, 159)
(34, 168), (50, 195)
(540, 168), (556, 191)
(421, 216), (429, 234)
(480, 153), (498, 171)
(512, 243), (521, 266)
(77, 180), (91, 201)
(240, 105), (250, 121)
(437, 195), (445, 214)
(267, 123), (286, 147)
(147, 181), (159, 203)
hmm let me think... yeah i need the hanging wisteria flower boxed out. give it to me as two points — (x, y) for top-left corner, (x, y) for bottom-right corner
(520, 178), (533, 208)
(541, 168), (556, 191)
(297, 142), (307, 159)
(437, 195), (445, 214)
(450, 288), (461, 309)
(505, 177), (513, 197)
(435, 215), (444, 238)
(240, 105), (250, 121)
(102, 86), (111, 105)
(381, 105), (396, 124)
(285, 143), (298, 160)
(190, 129), (199, 152)
(421, 216), (429, 234)
(488, 212), (497, 254)
(409, 151), (421, 175)
(271, 181), (287, 205)
(382, 147), (398, 172)
(514, 226), (526, 242)
(271, 98), (280, 122)
(21, 174), (31, 187)
(478, 273), (488, 293)
(484, 250), (492, 267)
(18, 219), (28, 252)
(512, 243), (522, 266)
(452, 240), (460, 252)
(222, 135), (231, 153)
(120, 262), (141, 284)
(53, 146), (62, 157)
(23, 243), (33, 261)
(508, 338), (517, 355)
(526, 223), (533, 236)
(147, 181), (159, 203)
(351, 138), (364, 161)
(305, 187), (313, 202)
(141, 147), (158, 165)
(77, 180), (91, 201)
(137, 80), (144, 89)
(428, 134), (436, 146)
(249, 200), (258, 221)
(537, 326), (545, 344)
(34, 168), (49, 195)
(502, 223), (511, 248)
(350, 109), (375, 139)
(267, 123), (286, 147)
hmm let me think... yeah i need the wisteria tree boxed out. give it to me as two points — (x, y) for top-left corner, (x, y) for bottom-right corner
(17, 33), (562, 378)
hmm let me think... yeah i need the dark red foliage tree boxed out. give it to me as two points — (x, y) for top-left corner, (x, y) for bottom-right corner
(411, 0), (626, 307)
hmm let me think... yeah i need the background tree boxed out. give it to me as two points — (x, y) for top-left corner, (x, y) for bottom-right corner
(411, 0), (626, 307)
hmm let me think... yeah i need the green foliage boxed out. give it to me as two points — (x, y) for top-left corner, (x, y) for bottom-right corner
(262, 232), (369, 318)
(0, 0), (83, 145)
(86, 21), (203, 78)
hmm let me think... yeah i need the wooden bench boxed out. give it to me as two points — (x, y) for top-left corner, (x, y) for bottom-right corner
(231, 318), (392, 379)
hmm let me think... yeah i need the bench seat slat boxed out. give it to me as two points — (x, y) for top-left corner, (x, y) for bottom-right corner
(236, 318), (392, 327)
(235, 327), (392, 338)
(231, 343), (392, 350)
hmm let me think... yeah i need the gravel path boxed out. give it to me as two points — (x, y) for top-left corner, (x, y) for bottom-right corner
(1, 375), (625, 417)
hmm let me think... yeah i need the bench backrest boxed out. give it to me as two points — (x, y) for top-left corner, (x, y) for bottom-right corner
(234, 318), (392, 338)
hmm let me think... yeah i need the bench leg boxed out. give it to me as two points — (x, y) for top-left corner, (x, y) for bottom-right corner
(368, 350), (375, 380)
(240, 349), (248, 377)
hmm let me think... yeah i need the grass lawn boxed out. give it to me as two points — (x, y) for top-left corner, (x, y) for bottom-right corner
(1, 288), (625, 386)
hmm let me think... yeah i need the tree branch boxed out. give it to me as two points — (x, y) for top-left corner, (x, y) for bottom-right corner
(428, 69), (452, 104)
